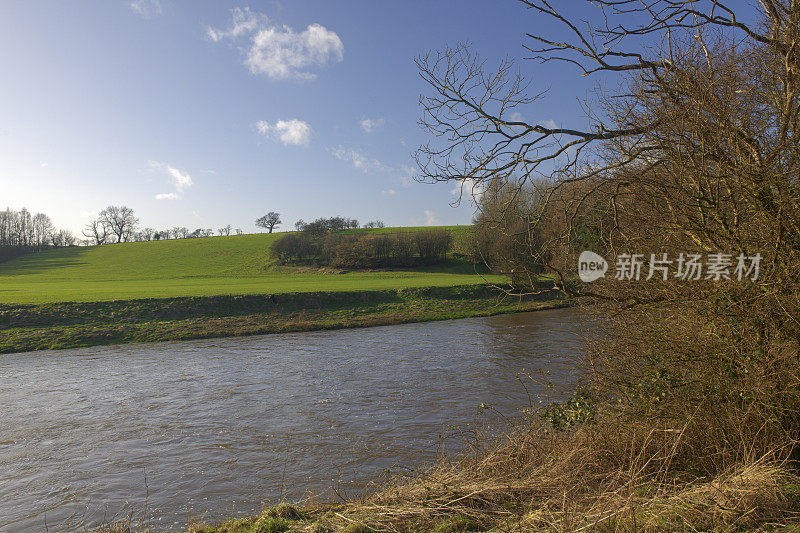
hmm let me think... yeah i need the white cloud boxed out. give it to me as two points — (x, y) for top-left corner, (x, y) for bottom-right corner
(398, 165), (415, 187)
(130, 0), (162, 18)
(331, 145), (390, 174)
(148, 161), (194, 198)
(207, 7), (267, 42)
(257, 119), (312, 146)
(208, 9), (343, 80)
(450, 178), (487, 203)
(246, 23), (343, 80)
(360, 117), (384, 133)
(166, 167), (193, 190)
(330, 151), (417, 191)
(424, 210), (441, 226)
(39, 162), (48, 168)
(504, 113), (558, 133)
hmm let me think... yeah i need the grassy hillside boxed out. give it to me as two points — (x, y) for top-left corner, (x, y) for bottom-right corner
(0, 226), (500, 304)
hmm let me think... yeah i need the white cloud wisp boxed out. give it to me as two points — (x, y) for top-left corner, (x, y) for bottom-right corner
(208, 9), (343, 80)
(360, 117), (384, 133)
(130, 0), (162, 18)
(149, 161), (194, 200)
(257, 119), (312, 146)
(330, 146), (392, 174)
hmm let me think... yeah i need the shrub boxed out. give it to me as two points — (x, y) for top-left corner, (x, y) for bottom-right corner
(270, 234), (299, 263)
(271, 225), (454, 268)
(392, 233), (416, 264)
(415, 229), (453, 263)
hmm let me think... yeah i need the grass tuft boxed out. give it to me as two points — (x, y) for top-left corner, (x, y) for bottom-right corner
(265, 503), (306, 521)
(252, 515), (289, 533)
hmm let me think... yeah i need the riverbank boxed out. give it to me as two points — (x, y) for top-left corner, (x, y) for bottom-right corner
(186, 418), (800, 533)
(0, 285), (569, 354)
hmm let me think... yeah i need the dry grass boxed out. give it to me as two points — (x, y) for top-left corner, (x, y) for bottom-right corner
(96, 399), (800, 532)
(290, 408), (800, 532)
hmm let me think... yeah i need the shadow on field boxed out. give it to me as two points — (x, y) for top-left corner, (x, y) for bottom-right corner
(0, 246), (90, 276)
(391, 258), (492, 275)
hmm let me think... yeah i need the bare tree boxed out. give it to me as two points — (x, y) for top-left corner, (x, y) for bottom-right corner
(416, 1), (800, 290)
(218, 225), (232, 236)
(0, 207), (72, 253)
(256, 212), (281, 233)
(83, 219), (109, 245)
(415, 0), (800, 474)
(31, 213), (55, 249)
(99, 206), (139, 243)
(51, 229), (76, 247)
(140, 227), (155, 241)
(171, 226), (188, 239)
(15, 208), (32, 246)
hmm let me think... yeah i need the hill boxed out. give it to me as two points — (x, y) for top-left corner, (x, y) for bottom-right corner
(0, 226), (496, 304)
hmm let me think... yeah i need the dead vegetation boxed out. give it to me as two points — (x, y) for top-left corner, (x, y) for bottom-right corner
(161, 403), (799, 532)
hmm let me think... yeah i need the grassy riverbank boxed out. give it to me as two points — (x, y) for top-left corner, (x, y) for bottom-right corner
(179, 376), (800, 532)
(0, 285), (568, 354)
(184, 414), (800, 533)
(0, 225), (565, 353)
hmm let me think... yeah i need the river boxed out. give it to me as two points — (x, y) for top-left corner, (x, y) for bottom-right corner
(0, 307), (585, 531)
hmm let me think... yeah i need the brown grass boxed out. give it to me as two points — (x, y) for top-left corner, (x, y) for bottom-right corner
(96, 399), (800, 532)
(283, 407), (800, 532)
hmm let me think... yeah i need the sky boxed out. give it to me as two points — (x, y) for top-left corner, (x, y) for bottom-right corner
(0, 0), (606, 236)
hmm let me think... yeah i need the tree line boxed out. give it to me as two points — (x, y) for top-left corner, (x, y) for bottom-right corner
(82, 205), (248, 245)
(292, 217), (385, 232)
(1, 204), (393, 265)
(0, 207), (77, 262)
(271, 216), (451, 268)
(82, 208), (385, 245)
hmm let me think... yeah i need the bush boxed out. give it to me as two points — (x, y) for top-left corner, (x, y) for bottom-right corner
(270, 233), (299, 263)
(272, 225), (454, 268)
(415, 229), (453, 263)
(392, 232), (416, 264)
(270, 232), (323, 263)
(471, 179), (554, 288)
(325, 234), (364, 268)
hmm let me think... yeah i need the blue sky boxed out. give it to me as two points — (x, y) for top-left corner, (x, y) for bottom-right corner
(0, 0), (601, 236)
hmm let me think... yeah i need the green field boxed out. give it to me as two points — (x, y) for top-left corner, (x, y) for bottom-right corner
(0, 226), (504, 304)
